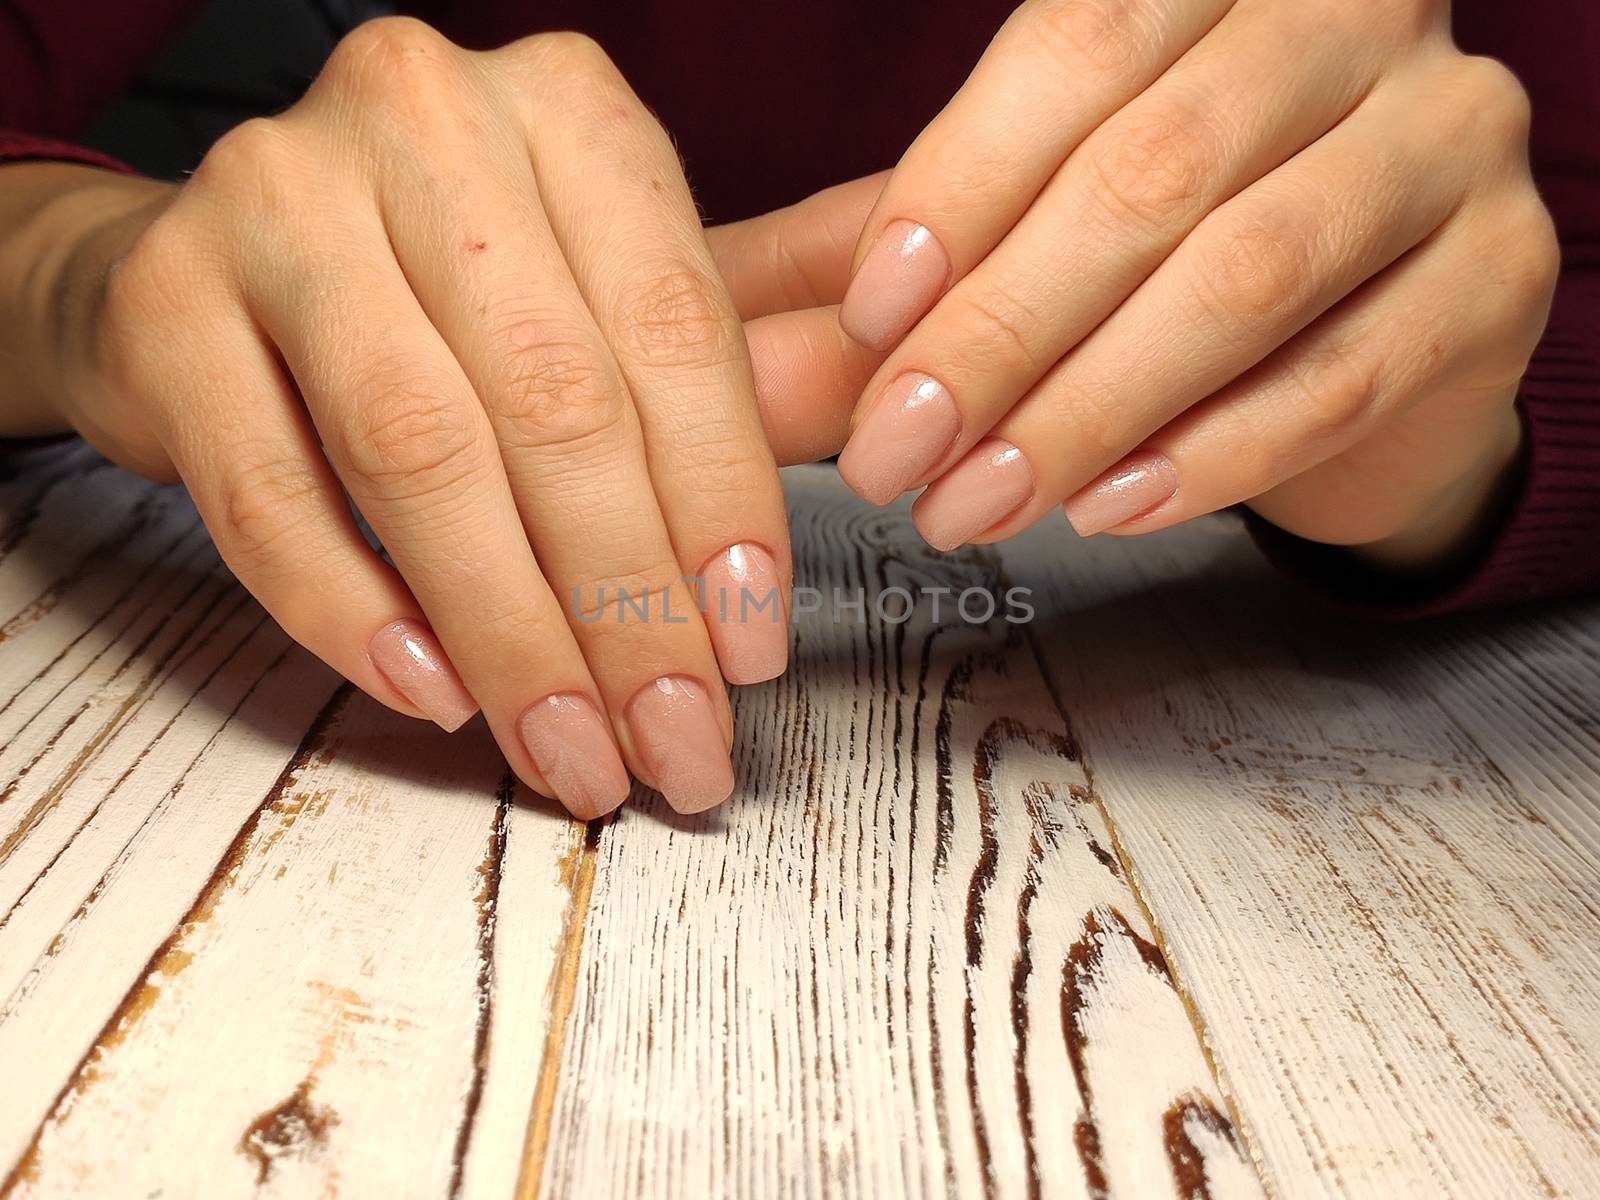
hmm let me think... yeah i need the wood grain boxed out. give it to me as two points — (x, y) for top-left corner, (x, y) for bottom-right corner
(530, 485), (1258, 1199)
(997, 516), (1600, 1198)
(0, 446), (584, 1198)
(2, 440), (1596, 1197)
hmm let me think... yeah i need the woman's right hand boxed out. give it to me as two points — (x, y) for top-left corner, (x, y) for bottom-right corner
(3, 19), (815, 818)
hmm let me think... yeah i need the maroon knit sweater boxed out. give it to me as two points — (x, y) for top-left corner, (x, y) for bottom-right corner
(3, 0), (1596, 615)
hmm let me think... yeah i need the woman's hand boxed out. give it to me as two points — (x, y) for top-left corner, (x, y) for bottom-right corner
(3, 19), (808, 818)
(830, 0), (1558, 568)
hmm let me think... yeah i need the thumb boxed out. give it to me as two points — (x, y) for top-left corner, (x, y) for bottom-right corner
(746, 305), (883, 466)
(709, 172), (887, 320)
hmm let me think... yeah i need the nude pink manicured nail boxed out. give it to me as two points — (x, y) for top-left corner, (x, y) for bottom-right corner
(1065, 450), (1180, 537)
(912, 439), (1035, 551)
(838, 220), (951, 351)
(518, 693), (631, 819)
(700, 542), (788, 685)
(626, 676), (735, 814)
(367, 619), (478, 732)
(838, 374), (961, 506)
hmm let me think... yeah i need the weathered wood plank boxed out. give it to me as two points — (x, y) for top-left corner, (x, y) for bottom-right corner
(9, 443), (1595, 1199)
(998, 515), (1600, 1198)
(532, 472), (1261, 1200)
(0, 447), (584, 1199)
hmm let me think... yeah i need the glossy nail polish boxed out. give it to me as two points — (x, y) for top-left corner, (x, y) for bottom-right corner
(838, 374), (961, 506)
(626, 676), (735, 814)
(518, 693), (632, 819)
(1065, 450), (1179, 536)
(367, 619), (478, 732)
(912, 440), (1035, 551)
(701, 543), (788, 685)
(838, 220), (951, 351)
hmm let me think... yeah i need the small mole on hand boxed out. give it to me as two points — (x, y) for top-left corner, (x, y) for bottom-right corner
(468, 239), (488, 254)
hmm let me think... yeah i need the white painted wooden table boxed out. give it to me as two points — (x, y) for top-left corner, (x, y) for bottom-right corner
(2, 440), (1598, 1199)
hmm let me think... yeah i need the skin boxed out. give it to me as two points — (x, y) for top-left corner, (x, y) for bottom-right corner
(0, 19), (873, 818)
(828, 0), (1558, 570)
(0, 7), (1559, 813)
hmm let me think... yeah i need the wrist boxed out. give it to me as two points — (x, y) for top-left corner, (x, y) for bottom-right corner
(0, 163), (174, 437)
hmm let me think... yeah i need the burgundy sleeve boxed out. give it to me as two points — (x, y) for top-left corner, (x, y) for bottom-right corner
(0, 0), (204, 169)
(1249, 0), (1600, 616)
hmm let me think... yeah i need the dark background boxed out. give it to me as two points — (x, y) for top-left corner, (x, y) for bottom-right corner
(84, 0), (387, 178)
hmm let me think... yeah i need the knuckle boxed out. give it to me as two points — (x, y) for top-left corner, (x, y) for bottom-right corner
(101, 218), (186, 328)
(96, 207), (213, 378)
(943, 286), (1053, 376)
(1454, 55), (1532, 146)
(1371, 0), (1438, 42)
(1516, 207), (1562, 298)
(192, 117), (301, 203)
(571, 556), (687, 624)
(1086, 105), (1211, 229)
(1027, 0), (1142, 77)
(214, 454), (327, 571)
(1192, 202), (1318, 335)
(667, 426), (773, 494)
(489, 317), (628, 452)
(328, 15), (450, 75)
(322, 16), (461, 105)
(530, 29), (614, 73)
(526, 32), (641, 128)
(1493, 203), (1561, 317)
(1051, 378), (1126, 452)
(339, 375), (484, 496)
(1285, 344), (1382, 449)
(616, 266), (739, 369)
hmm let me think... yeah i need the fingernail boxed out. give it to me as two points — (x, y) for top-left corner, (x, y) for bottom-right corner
(1064, 450), (1179, 537)
(367, 619), (478, 732)
(912, 439), (1035, 551)
(838, 220), (951, 351)
(700, 543), (788, 685)
(838, 374), (961, 505)
(518, 693), (632, 819)
(626, 676), (735, 814)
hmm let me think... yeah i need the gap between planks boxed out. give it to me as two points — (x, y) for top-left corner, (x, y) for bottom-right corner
(515, 814), (605, 1199)
(1012, 556), (1276, 1198)
(0, 681), (350, 1195)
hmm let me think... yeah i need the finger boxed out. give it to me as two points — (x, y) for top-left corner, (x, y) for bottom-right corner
(837, 0), (1397, 506)
(707, 172), (886, 319)
(511, 33), (795, 690)
(911, 61), (1496, 550)
(144, 300), (479, 733)
(373, 35), (737, 811)
(250, 207), (633, 819)
(1066, 201), (1555, 542)
(837, 0), (1237, 351)
(746, 306), (883, 465)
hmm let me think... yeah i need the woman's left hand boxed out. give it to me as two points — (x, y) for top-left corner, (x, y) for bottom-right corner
(831, 0), (1559, 568)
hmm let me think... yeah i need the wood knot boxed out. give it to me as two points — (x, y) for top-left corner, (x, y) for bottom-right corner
(239, 1076), (338, 1184)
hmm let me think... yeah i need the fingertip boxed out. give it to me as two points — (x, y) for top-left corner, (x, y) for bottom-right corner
(367, 618), (481, 732)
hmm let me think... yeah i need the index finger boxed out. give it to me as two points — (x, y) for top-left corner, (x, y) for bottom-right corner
(837, 0), (1234, 351)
